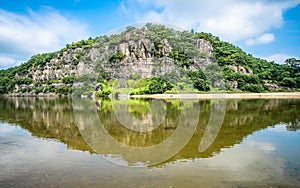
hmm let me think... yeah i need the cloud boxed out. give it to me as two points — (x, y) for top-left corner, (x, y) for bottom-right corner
(122, 0), (300, 42)
(246, 140), (276, 152)
(0, 56), (18, 67)
(0, 54), (25, 69)
(0, 7), (90, 68)
(245, 33), (275, 46)
(203, 139), (284, 181)
(264, 53), (298, 64)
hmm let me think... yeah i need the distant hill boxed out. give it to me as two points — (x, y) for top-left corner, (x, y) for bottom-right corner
(0, 23), (299, 96)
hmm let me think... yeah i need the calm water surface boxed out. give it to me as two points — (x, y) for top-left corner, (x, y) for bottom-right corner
(0, 97), (300, 187)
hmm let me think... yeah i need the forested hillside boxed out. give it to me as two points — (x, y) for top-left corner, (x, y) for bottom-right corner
(0, 24), (299, 96)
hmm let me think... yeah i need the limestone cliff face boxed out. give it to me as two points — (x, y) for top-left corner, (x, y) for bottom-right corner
(12, 29), (215, 95)
(30, 47), (93, 82)
(102, 38), (214, 79)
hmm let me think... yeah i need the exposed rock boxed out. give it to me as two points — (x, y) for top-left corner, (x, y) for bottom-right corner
(12, 28), (215, 95)
(196, 39), (213, 58)
(228, 65), (253, 75)
(94, 83), (102, 91)
(162, 39), (172, 55)
(227, 81), (238, 89)
(263, 81), (282, 91)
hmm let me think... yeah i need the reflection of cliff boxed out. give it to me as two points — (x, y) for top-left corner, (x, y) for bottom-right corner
(0, 97), (299, 167)
(97, 99), (182, 147)
(169, 99), (300, 163)
(76, 98), (300, 166)
(0, 97), (93, 153)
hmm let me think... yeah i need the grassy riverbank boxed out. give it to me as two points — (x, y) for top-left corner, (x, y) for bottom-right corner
(131, 92), (300, 99)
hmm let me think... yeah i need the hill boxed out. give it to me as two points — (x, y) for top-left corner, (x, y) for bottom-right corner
(0, 23), (299, 96)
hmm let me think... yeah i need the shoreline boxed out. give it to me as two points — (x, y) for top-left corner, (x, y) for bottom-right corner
(131, 92), (300, 99)
(2, 92), (300, 99)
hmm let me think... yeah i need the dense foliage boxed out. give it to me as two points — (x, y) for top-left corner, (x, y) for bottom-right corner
(0, 24), (299, 96)
(197, 32), (300, 91)
(0, 52), (56, 93)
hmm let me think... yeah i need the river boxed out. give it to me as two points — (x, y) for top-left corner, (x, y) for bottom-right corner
(0, 97), (300, 187)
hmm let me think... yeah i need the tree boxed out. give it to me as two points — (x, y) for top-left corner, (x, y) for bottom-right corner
(285, 58), (300, 77)
(285, 58), (300, 68)
(62, 75), (76, 84)
(188, 70), (210, 91)
(108, 51), (124, 64)
(204, 63), (223, 88)
(146, 77), (173, 94)
(281, 77), (297, 88)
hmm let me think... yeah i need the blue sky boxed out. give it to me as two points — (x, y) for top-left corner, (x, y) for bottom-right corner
(0, 0), (299, 69)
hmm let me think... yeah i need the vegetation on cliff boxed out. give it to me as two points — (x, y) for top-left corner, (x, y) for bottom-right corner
(0, 24), (299, 96)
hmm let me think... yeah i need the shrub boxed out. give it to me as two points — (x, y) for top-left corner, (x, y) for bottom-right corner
(62, 75), (76, 84)
(242, 84), (265, 93)
(188, 70), (210, 91)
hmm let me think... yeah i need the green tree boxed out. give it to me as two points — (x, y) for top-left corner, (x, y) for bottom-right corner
(62, 75), (76, 84)
(204, 63), (223, 88)
(188, 70), (210, 91)
(146, 77), (173, 94)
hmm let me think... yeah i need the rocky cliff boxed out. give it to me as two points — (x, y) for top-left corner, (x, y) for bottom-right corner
(11, 26), (217, 96)
(1, 23), (296, 96)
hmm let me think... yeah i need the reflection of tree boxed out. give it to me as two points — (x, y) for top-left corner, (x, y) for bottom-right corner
(0, 97), (299, 167)
(0, 97), (93, 153)
(164, 99), (300, 164)
(286, 120), (300, 131)
(127, 99), (151, 120)
(98, 99), (181, 147)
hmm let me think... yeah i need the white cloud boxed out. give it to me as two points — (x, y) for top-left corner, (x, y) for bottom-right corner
(0, 56), (18, 67)
(264, 53), (298, 64)
(0, 7), (90, 68)
(0, 55), (24, 69)
(122, 0), (300, 42)
(203, 140), (284, 181)
(245, 33), (275, 46)
(246, 140), (276, 152)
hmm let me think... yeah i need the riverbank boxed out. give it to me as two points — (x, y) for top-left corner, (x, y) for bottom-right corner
(131, 92), (300, 99)
(2, 93), (67, 98)
(2, 92), (300, 99)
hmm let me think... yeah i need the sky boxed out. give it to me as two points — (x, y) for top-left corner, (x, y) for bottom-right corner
(0, 0), (299, 69)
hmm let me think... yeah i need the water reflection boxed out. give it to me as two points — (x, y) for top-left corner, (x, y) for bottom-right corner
(0, 97), (299, 167)
(0, 97), (93, 153)
(73, 98), (200, 166)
